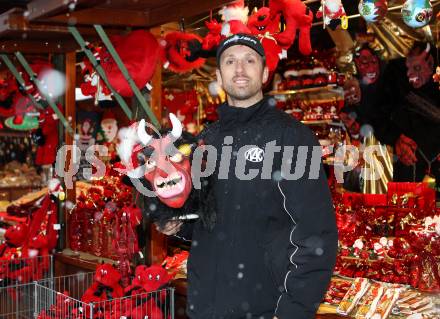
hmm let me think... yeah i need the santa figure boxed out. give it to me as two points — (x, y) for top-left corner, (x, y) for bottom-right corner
(219, 0), (250, 37)
(100, 110), (118, 161)
(316, 0), (348, 30)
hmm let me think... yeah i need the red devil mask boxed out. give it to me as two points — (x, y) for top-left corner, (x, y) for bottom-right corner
(122, 114), (192, 209)
(354, 47), (380, 85)
(406, 43), (434, 89)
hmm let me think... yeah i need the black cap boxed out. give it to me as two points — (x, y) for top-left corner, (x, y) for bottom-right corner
(216, 33), (266, 65)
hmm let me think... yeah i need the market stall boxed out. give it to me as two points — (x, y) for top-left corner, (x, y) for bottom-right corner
(0, 0), (439, 318)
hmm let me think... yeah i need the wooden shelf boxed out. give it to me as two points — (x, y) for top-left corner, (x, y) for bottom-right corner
(55, 249), (117, 272)
(269, 85), (339, 95)
(301, 119), (334, 125)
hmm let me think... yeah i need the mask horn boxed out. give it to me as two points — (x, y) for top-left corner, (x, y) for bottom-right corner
(169, 113), (182, 139)
(137, 119), (152, 145)
(425, 43), (430, 53)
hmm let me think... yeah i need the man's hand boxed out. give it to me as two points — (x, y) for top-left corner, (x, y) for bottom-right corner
(395, 134), (418, 166)
(154, 220), (183, 235)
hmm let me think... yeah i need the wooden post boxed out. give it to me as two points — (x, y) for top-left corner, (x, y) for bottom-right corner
(63, 51), (76, 251)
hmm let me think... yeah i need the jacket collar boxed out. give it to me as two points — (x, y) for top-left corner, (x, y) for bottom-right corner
(217, 97), (269, 129)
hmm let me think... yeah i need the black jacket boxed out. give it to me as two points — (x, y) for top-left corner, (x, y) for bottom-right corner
(181, 97), (338, 319)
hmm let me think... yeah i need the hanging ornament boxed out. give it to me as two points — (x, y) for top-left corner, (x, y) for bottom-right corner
(4, 115), (39, 130)
(401, 0), (433, 28)
(316, 0), (348, 30)
(358, 0), (388, 23)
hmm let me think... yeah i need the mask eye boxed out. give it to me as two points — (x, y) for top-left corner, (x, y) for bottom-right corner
(156, 274), (160, 281)
(148, 274), (153, 280)
(169, 152), (183, 163)
(137, 152), (146, 165)
(146, 159), (156, 170)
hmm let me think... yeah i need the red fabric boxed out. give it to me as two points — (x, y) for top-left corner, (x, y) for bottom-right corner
(164, 32), (206, 73)
(202, 20), (222, 50)
(162, 89), (198, 114)
(100, 30), (162, 97)
(395, 134), (417, 166)
(35, 107), (59, 166)
(23, 194), (58, 256)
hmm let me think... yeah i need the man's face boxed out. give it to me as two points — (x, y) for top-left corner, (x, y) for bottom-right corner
(354, 48), (380, 85)
(406, 49), (434, 89)
(216, 45), (268, 105)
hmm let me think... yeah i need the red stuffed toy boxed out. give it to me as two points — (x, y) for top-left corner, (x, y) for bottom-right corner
(163, 32), (206, 73)
(35, 107), (59, 166)
(100, 30), (162, 97)
(269, 0), (313, 55)
(81, 263), (124, 305)
(247, 7), (285, 72)
(123, 264), (173, 319)
(202, 19), (223, 51)
(0, 223), (29, 287)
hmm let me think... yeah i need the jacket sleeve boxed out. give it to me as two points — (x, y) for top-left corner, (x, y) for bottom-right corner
(274, 124), (338, 319)
(173, 222), (194, 241)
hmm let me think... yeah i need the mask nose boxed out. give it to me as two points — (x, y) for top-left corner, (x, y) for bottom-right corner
(155, 156), (175, 178)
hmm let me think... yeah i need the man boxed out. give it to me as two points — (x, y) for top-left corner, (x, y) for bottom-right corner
(158, 33), (338, 319)
(373, 42), (440, 195)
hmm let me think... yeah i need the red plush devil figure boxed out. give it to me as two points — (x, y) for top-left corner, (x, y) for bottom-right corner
(202, 19), (223, 51)
(81, 263), (124, 304)
(269, 0), (313, 55)
(123, 264), (172, 319)
(247, 7), (284, 72)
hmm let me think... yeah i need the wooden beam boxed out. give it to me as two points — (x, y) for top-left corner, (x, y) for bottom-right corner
(64, 51), (76, 251)
(27, 0), (232, 28)
(26, 0), (105, 21)
(0, 40), (78, 53)
(0, 9), (120, 37)
(150, 27), (163, 122)
(0, 8), (26, 33)
(44, 8), (150, 27)
(147, 0), (232, 27)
